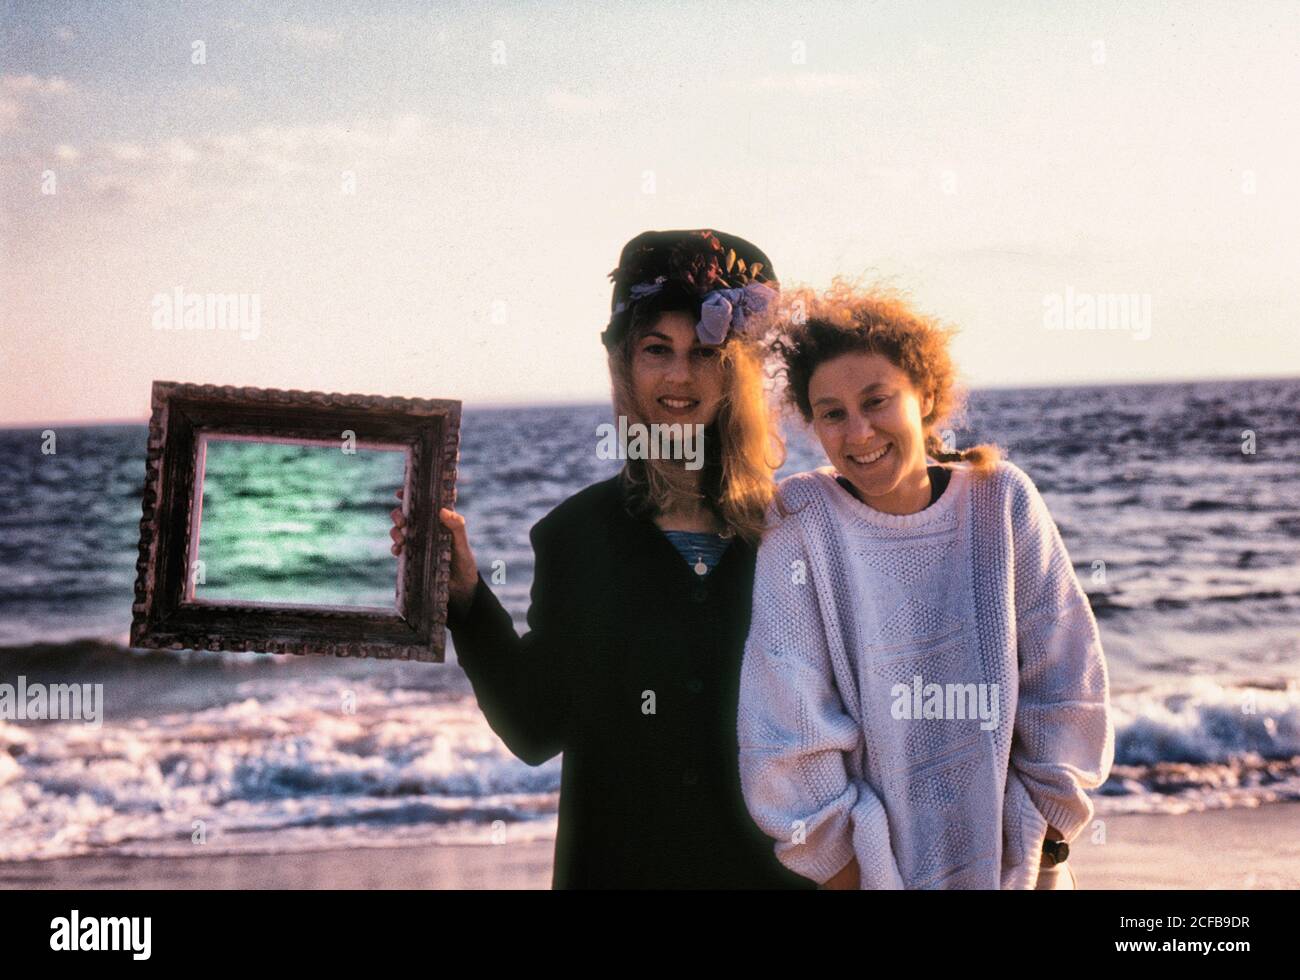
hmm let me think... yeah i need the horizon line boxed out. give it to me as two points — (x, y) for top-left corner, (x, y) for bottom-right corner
(3, 371), (1297, 431)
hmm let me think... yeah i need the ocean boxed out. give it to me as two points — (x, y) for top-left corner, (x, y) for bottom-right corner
(1, 377), (1298, 861)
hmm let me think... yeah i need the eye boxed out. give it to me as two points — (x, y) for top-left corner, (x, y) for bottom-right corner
(820, 407), (846, 422)
(642, 343), (671, 355)
(692, 347), (719, 359)
(863, 395), (888, 410)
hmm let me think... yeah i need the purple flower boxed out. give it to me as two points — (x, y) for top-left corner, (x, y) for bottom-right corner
(696, 283), (778, 345)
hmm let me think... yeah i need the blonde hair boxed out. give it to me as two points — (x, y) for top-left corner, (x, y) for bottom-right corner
(608, 299), (783, 545)
(770, 277), (1001, 476)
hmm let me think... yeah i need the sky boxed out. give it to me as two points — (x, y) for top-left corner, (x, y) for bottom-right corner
(2, 0), (1298, 426)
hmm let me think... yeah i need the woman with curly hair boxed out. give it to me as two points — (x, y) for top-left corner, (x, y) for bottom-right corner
(736, 281), (1115, 890)
(393, 229), (813, 890)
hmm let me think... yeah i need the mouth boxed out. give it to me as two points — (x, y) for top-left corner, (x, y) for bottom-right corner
(845, 444), (892, 467)
(657, 396), (700, 413)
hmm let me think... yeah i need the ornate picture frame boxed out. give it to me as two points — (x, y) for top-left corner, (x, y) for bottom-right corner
(129, 381), (461, 662)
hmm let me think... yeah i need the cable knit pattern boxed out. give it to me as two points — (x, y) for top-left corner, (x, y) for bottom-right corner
(736, 460), (1115, 889)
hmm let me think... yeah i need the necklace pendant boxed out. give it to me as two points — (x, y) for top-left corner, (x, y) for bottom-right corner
(693, 557), (708, 576)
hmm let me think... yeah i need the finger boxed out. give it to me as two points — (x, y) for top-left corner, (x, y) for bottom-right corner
(390, 507), (406, 527)
(395, 487), (404, 500)
(439, 510), (472, 557)
(390, 542), (401, 556)
(389, 525), (404, 545)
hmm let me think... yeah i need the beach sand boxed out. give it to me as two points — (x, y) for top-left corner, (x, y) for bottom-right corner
(3, 803), (1297, 890)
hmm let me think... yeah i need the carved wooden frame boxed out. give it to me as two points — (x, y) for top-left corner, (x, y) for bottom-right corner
(130, 381), (461, 662)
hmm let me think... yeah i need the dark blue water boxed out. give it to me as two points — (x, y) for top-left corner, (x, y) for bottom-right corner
(1, 379), (1298, 858)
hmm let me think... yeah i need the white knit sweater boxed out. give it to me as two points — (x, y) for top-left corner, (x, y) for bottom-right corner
(737, 460), (1115, 889)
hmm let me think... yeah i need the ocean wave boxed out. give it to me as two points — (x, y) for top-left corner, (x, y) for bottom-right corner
(1112, 678), (1300, 765)
(2, 667), (1300, 858)
(1083, 586), (1299, 618)
(1091, 679), (1300, 815)
(0, 682), (559, 861)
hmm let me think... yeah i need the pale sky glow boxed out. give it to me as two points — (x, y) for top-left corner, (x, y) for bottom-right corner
(2, 0), (1297, 426)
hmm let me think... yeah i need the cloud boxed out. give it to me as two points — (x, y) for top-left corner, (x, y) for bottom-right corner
(109, 143), (145, 161)
(0, 99), (19, 134)
(162, 137), (197, 164)
(190, 83), (241, 101)
(740, 72), (881, 95)
(915, 40), (943, 62)
(5, 112), (460, 210)
(272, 22), (343, 53)
(3, 75), (75, 96)
(0, 74), (77, 134)
(545, 88), (616, 114)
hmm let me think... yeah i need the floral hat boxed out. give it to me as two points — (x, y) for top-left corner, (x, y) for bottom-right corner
(601, 228), (780, 350)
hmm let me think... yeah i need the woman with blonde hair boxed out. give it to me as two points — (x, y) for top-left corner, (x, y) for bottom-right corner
(737, 281), (1114, 889)
(394, 229), (812, 889)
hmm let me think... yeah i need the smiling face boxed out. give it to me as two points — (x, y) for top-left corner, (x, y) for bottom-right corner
(629, 310), (725, 428)
(808, 351), (936, 515)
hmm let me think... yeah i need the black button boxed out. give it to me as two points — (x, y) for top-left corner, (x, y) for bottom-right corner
(682, 770), (699, 786)
(691, 584), (708, 602)
(687, 678), (704, 694)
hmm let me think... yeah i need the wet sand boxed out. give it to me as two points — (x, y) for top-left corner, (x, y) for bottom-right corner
(4, 803), (1297, 889)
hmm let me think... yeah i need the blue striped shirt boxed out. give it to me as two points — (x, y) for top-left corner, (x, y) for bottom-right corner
(661, 530), (730, 576)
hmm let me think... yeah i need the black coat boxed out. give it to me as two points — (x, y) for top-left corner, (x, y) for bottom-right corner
(446, 475), (815, 890)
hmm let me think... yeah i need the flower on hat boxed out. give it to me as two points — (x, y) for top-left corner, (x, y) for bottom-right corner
(605, 229), (775, 347)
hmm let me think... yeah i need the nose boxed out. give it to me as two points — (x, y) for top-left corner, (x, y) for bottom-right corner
(663, 350), (692, 384)
(846, 412), (875, 445)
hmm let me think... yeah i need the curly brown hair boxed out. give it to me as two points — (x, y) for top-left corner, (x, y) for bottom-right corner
(769, 278), (1001, 475)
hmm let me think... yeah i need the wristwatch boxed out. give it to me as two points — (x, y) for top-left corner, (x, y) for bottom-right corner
(1041, 839), (1070, 866)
